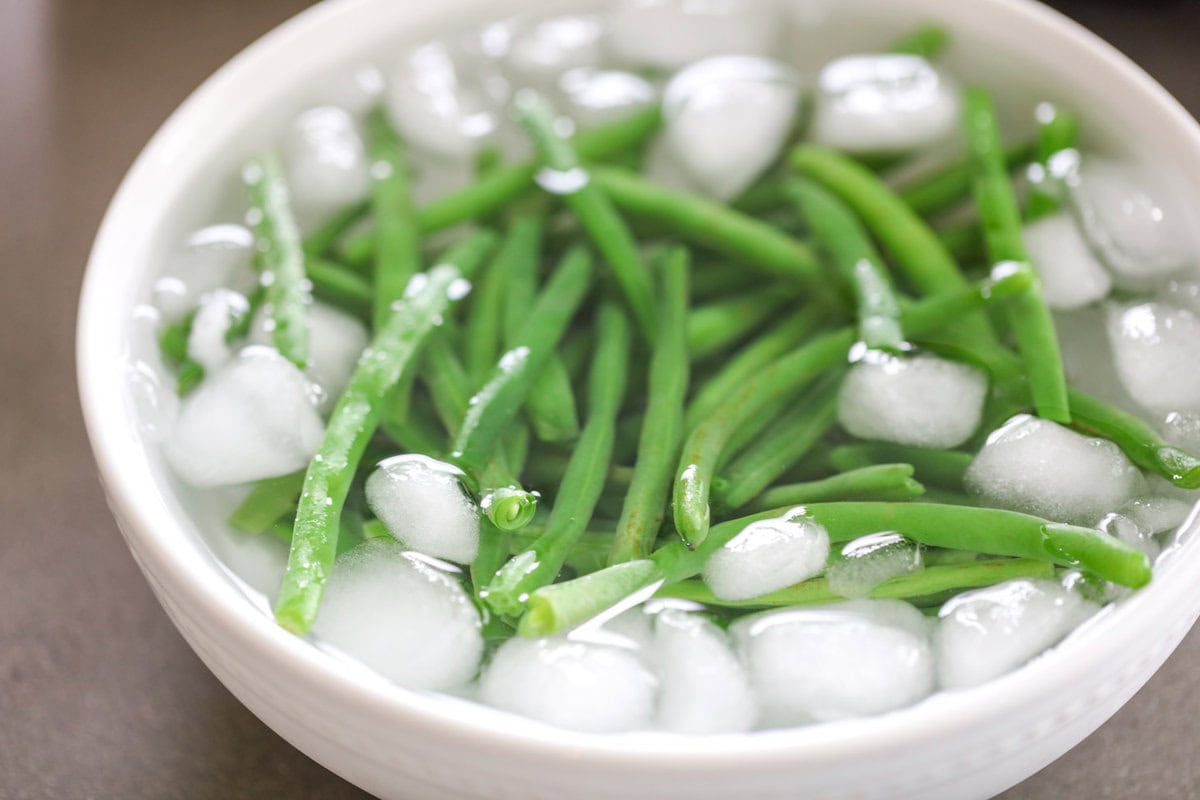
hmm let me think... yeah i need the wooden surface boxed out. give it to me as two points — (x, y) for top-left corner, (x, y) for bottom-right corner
(3, 1), (1199, 797)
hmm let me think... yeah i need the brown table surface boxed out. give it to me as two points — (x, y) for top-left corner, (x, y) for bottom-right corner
(4, 1), (1200, 798)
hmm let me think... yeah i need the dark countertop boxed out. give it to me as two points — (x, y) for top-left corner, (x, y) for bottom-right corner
(3, 1), (1198, 797)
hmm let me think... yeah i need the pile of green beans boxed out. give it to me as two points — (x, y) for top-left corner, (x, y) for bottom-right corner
(161, 68), (1197, 643)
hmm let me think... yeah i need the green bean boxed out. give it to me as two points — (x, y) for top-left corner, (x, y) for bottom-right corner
(745, 464), (925, 512)
(452, 247), (593, 472)
(889, 24), (950, 59)
(609, 247), (690, 565)
(421, 332), (473, 436)
(788, 145), (997, 348)
(1026, 104), (1080, 221)
(302, 200), (369, 259)
(306, 257), (373, 320)
(159, 311), (196, 365)
(732, 173), (788, 215)
(713, 371), (842, 513)
(1067, 391), (1200, 489)
(515, 90), (656, 339)
(492, 215), (579, 443)
(964, 87), (1069, 423)
(463, 242), (509, 385)
(829, 443), (975, 490)
(938, 220), (986, 264)
(684, 305), (828, 432)
(899, 141), (1036, 218)
(273, 258), (479, 634)
(673, 266), (1034, 547)
(471, 519), (511, 602)
(588, 166), (827, 290)
(228, 470), (305, 533)
(686, 286), (794, 361)
(365, 107), (421, 331)
(521, 560), (660, 637)
(786, 178), (904, 351)
(689, 262), (761, 301)
(485, 302), (631, 616)
(337, 107), (663, 269)
(655, 559), (1055, 609)
(243, 153), (310, 368)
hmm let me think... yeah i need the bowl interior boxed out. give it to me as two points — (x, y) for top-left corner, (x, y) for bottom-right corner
(80, 0), (1200, 770)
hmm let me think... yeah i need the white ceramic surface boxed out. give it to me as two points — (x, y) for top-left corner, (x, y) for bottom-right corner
(77, 0), (1200, 798)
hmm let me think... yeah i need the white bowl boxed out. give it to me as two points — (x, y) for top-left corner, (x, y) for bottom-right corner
(77, 0), (1200, 798)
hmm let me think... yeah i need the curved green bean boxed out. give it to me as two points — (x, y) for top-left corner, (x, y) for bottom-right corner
(609, 247), (690, 565)
(365, 108), (421, 331)
(515, 90), (656, 339)
(786, 178), (904, 351)
(829, 443), (975, 490)
(899, 141), (1036, 218)
(745, 464), (925, 513)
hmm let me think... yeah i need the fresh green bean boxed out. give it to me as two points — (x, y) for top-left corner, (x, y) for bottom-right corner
(471, 519), (511, 602)
(686, 286), (794, 360)
(787, 178), (904, 351)
(889, 24), (950, 59)
(521, 559), (660, 637)
(964, 87), (1070, 423)
(609, 248), (690, 565)
(789, 145), (997, 348)
(228, 470), (305, 533)
(732, 174), (787, 215)
(938, 220), (986, 264)
(588, 166), (827, 290)
(463, 242), (510, 385)
(713, 371), (842, 513)
(485, 302), (631, 616)
(745, 464), (925, 512)
(366, 107), (422, 331)
(689, 262), (762, 301)
(655, 558), (1055, 609)
(685, 305), (828, 432)
(899, 141), (1036, 218)
(243, 153), (310, 368)
(302, 200), (370, 260)
(673, 264), (1031, 546)
(273, 259), (479, 634)
(1026, 104), (1080, 220)
(306, 257), (373, 320)
(829, 443), (975, 490)
(452, 247), (593, 472)
(515, 90), (656, 339)
(493, 215), (579, 443)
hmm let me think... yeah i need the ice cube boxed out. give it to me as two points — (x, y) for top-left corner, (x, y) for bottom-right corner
(386, 42), (499, 162)
(504, 15), (604, 89)
(837, 351), (988, 449)
(1096, 512), (1160, 560)
(965, 415), (1141, 525)
(307, 64), (386, 118)
(657, 56), (802, 201)
(1119, 496), (1193, 536)
(810, 55), (959, 154)
(1022, 211), (1112, 310)
(164, 347), (324, 488)
(313, 541), (483, 691)
(152, 224), (257, 322)
(558, 68), (657, 129)
(186, 288), (249, 372)
(282, 106), (371, 231)
(935, 578), (1098, 689)
(1053, 305), (1142, 414)
(410, 156), (477, 207)
(606, 0), (778, 71)
(365, 455), (480, 564)
(701, 511), (830, 601)
(1068, 158), (1194, 286)
(653, 608), (756, 734)
(730, 600), (934, 726)
(479, 637), (657, 733)
(1106, 302), (1200, 415)
(826, 532), (922, 599)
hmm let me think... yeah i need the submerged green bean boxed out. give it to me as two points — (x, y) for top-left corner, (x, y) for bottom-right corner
(745, 464), (925, 512)
(609, 248), (690, 565)
(829, 443), (975, 490)
(243, 153), (310, 368)
(485, 302), (631, 616)
(366, 107), (422, 331)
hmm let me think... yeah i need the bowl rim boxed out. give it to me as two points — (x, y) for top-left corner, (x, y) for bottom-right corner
(77, 0), (1200, 770)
